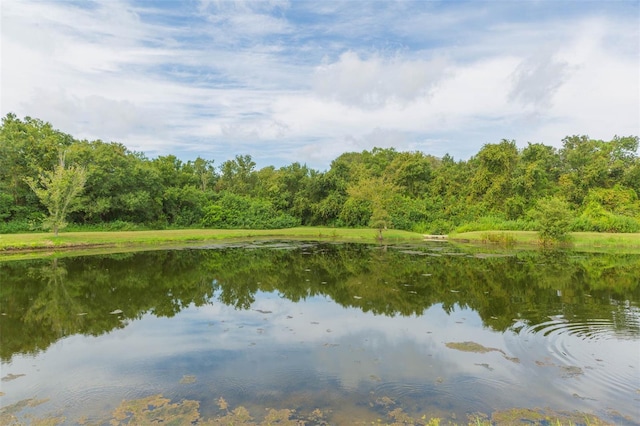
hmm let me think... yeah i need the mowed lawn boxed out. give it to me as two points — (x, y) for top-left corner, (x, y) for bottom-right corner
(1, 228), (640, 256)
(0, 227), (425, 251)
(450, 230), (640, 248)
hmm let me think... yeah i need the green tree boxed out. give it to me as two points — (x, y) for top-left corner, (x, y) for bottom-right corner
(499, 143), (562, 220)
(387, 151), (435, 198)
(0, 114), (74, 221)
(216, 155), (257, 195)
(188, 157), (217, 192)
(529, 197), (573, 244)
(346, 176), (399, 239)
(558, 135), (639, 206)
(25, 152), (86, 235)
(468, 140), (519, 215)
(67, 141), (163, 224)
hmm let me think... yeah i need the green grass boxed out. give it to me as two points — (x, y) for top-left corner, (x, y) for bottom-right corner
(2, 227), (639, 260)
(450, 230), (640, 249)
(0, 227), (424, 253)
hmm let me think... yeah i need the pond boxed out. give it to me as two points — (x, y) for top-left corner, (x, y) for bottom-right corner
(1, 241), (639, 425)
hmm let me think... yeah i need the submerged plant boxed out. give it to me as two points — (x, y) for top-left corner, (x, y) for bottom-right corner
(0, 395), (616, 426)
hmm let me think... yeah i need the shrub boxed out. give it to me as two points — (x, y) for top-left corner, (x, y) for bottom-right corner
(529, 197), (573, 243)
(201, 192), (299, 229)
(572, 202), (640, 233)
(0, 219), (39, 234)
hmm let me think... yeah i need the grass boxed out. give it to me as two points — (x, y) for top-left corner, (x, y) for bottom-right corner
(450, 230), (640, 250)
(2, 227), (639, 260)
(0, 227), (424, 253)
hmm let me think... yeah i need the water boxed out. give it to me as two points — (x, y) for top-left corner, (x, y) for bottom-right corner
(1, 241), (639, 425)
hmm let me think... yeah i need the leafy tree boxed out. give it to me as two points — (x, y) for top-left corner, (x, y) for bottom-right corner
(0, 192), (12, 221)
(67, 141), (164, 224)
(346, 176), (399, 239)
(162, 185), (208, 226)
(559, 135), (639, 206)
(216, 155), (257, 195)
(468, 140), (518, 214)
(0, 114), (74, 220)
(2, 112), (639, 235)
(188, 157), (217, 191)
(529, 197), (573, 244)
(387, 151), (434, 198)
(201, 192), (299, 229)
(25, 152), (86, 236)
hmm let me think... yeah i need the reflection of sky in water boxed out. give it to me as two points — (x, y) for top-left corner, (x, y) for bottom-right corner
(3, 291), (640, 423)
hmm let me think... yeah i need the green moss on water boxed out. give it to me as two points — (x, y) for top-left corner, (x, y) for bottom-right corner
(445, 341), (501, 353)
(489, 407), (611, 425)
(0, 393), (617, 425)
(445, 341), (521, 363)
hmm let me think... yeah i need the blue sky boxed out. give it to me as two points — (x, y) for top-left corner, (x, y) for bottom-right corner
(2, 0), (638, 170)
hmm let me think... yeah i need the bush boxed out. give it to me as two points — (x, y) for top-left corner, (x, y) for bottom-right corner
(338, 198), (371, 227)
(66, 220), (144, 232)
(572, 202), (640, 233)
(454, 216), (536, 233)
(201, 193), (300, 229)
(423, 219), (455, 235)
(0, 219), (39, 234)
(529, 197), (573, 243)
(480, 232), (516, 246)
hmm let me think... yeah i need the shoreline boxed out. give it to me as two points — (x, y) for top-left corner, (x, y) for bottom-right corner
(1, 228), (639, 260)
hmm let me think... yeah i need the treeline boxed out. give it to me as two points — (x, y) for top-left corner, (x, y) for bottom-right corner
(1, 112), (639, 234)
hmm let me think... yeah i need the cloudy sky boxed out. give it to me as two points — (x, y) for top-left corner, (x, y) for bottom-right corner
(2, 0), (638, 170)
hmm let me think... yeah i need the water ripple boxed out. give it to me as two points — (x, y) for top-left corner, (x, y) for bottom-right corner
(508, 311), (640, 418)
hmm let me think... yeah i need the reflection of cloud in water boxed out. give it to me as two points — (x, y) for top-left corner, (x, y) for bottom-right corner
(4, 290), (639, 423)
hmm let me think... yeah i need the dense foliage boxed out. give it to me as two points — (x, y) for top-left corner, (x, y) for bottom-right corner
(1, 113), (639, 234)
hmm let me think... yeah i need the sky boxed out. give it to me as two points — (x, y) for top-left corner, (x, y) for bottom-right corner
(1, 0), (639, 170)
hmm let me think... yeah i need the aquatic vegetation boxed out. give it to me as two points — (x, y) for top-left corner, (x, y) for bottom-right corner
(111, 394), (200, 425)
(445, 341), (520, 363)
(445, 341), (501, 353)
(0, 393), (617, 426)
(489, 407), (612, 425)
(1, 373), (25, 382)
(0, 398), (58, 426)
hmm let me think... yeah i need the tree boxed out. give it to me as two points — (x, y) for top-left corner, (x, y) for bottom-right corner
(216, 155), (257, 195)
(0, 113), (74, 220)
(468, 140), (519, 214)
(346, 176), (399, 240)
(529, 197), (573, 244)
(25, 152), (86, 236)
(189, 157), (216, 192)
(387, 151), (434, 198)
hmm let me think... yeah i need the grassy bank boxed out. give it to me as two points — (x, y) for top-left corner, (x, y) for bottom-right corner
(2, 228), (640, 260)
(450, 230), (640, 249)
(0, 227), (424, 253)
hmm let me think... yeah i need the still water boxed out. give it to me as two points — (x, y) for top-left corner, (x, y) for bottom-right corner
(1, 241), (639, 425)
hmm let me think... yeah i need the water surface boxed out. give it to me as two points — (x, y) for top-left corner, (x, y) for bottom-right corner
(1, 241), (639, 424)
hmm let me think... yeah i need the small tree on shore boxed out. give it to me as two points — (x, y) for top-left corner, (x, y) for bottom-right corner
(26, 152), (86, 236)
(529, 196), (573, 245)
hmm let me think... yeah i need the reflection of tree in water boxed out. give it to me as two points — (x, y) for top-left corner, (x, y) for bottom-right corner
(24, 259), (86, 339)
(2, 243), (639, 361)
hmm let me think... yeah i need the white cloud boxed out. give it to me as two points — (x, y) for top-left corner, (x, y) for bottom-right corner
(313, 51), (450, 108)
(1, 0), (637, 169)
(509, 50), (572, 110)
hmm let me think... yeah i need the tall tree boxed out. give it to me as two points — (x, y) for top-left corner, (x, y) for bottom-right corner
(469, 140), (519, 214)
(346, 176), (399, 239)
(0, 113), (74, 219)
(25, 152), (86, 236)
(216, 155), (257, 195)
